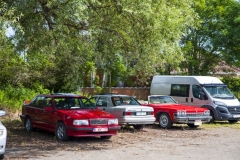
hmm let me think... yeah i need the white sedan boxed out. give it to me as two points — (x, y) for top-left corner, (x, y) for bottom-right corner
(90, 94), (156, 130)
(0, 110), (7, 159)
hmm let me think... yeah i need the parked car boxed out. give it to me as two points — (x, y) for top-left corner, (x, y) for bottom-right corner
(20, 93), (120, 141)
(0, 110), (7, 159)
(89, 94), (156, 130)
(142, 95), (212, 129)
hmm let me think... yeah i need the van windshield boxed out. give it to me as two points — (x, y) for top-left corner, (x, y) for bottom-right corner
(203, 85), (235, 99)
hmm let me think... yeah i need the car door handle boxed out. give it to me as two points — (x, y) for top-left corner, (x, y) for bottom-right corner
(191, 98), (193, 102)
(102, 108), (105, 110)
(186, 98), (188, 102)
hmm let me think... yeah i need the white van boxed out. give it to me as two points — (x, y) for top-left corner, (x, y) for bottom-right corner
(150, 75), (240, 123)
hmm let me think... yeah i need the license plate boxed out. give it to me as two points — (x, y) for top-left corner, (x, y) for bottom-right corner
(93, 128), (108, 132)
(194, 120), (202, 125)
(136, 112), (146, 116)
(233, 115), (240, 118)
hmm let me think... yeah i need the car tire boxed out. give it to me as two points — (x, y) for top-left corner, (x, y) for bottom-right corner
(228, 120), (238, 124)
(159, 113), (173, 129)
(209, 111), (215, 123)
(55, 122), (69, 141)
(24, 117), (34, 132)
(0, 154), (4, 159)
(187, 124), (199, 128)
(100, 136), (112, 139)
(133, 125), (144, 130)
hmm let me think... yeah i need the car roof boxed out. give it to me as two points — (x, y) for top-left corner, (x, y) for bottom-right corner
(37, 93), (86, 98)
(93, 93), (131, 97)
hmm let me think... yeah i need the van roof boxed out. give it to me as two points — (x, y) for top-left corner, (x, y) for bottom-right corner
(152, 75), (223, 84)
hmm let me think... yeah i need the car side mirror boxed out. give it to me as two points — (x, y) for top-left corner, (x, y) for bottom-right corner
(45, 106), (53, 111)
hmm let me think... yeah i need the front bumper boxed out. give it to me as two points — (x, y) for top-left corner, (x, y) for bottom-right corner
(215, 106), (240, 121)
(66, 125), (121, 137)
(118, 116), (156, 125)
(174, 116), (212, 124)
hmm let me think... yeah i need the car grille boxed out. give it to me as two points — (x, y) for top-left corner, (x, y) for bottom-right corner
(90, 119), (107, 125)
(228, 107), (240, 114)
(174, 113), (204, 117)
(186, 113), (204, 117)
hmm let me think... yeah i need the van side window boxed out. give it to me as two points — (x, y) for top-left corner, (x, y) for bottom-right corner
(170, 84), (190, 97)
(192, 85), (207, 99)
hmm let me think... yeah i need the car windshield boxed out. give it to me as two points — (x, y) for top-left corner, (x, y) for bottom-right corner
(204, 85), (235, 99)
(149, 96), (177, 104)
(112, 96), (140, 106)
(54, 97), (96, 109)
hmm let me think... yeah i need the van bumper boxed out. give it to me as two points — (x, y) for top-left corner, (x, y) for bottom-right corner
(174, 116), (212, 124)
(215, 106), (240, 120)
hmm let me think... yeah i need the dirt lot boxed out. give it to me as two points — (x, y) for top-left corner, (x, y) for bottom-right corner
(3, 120), (240, 160)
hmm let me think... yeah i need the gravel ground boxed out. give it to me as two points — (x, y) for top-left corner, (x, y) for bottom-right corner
(4, 121), (240, 160)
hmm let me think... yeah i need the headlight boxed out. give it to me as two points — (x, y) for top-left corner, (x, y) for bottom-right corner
(204, 110), (210, 116)
(213, 101), (226, 106)
(108, 119), (118, 125)
(177, 110), (186, 116)
(73, 120), (89, 126)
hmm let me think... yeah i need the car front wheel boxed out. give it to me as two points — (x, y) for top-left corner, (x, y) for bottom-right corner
(55, 122), (69, 141)
(159, 113), (173, 129)
(25, 117), (34, 132)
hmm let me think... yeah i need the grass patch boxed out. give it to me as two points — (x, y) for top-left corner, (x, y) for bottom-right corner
(202, 121), (240, 129)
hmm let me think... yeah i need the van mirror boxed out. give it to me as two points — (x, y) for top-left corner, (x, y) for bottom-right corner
(199, 94), (204, 100)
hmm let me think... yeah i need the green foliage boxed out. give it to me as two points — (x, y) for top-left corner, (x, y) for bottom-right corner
(0, 85), (49, 112)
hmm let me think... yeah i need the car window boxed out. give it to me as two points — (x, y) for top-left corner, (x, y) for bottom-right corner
(29, 96), (44, 109)
(112, 96), (140, 106)
(96, 97), (108, 107)
(53, 97), (95, 109)
(150, 96), (176, 104)
(42, 97), (52, 109)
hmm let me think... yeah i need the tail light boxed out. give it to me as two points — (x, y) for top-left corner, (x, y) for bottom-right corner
(123, 111), (136, 116)
(147, 112), (154, 115)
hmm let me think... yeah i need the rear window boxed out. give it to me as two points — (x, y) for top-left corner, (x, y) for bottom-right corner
(54, 97), (95, 109)
(111, 96), (140, 106)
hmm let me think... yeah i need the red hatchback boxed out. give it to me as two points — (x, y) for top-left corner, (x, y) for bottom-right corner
(20, 93), (120, 141)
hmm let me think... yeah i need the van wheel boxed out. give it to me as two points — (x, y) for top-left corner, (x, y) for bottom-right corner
(228, 120), (238, 124)
(55, 122), (69, 141)
(209, 111), (215, 123)
(187, 124), (199, 128)
(159, 113), (173, 129)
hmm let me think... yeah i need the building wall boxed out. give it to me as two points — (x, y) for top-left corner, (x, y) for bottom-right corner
(81, 87), (150, 100)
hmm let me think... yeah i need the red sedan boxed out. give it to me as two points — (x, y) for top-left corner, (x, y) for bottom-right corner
(142, 95), (212, 129)
(20, 93), (120, 141)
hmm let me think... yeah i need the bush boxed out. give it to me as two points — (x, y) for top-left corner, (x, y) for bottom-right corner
(0, 84), (49, 112)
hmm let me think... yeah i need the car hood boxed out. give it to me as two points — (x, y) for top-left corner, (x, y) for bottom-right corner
(114, 105), (154, 112)
(57, 109), (116, 119)
(142, 103), (207, 112)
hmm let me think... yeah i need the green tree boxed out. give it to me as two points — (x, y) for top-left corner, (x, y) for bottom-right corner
(180, 0), (239, 75)
(3, 0), (195, 90)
